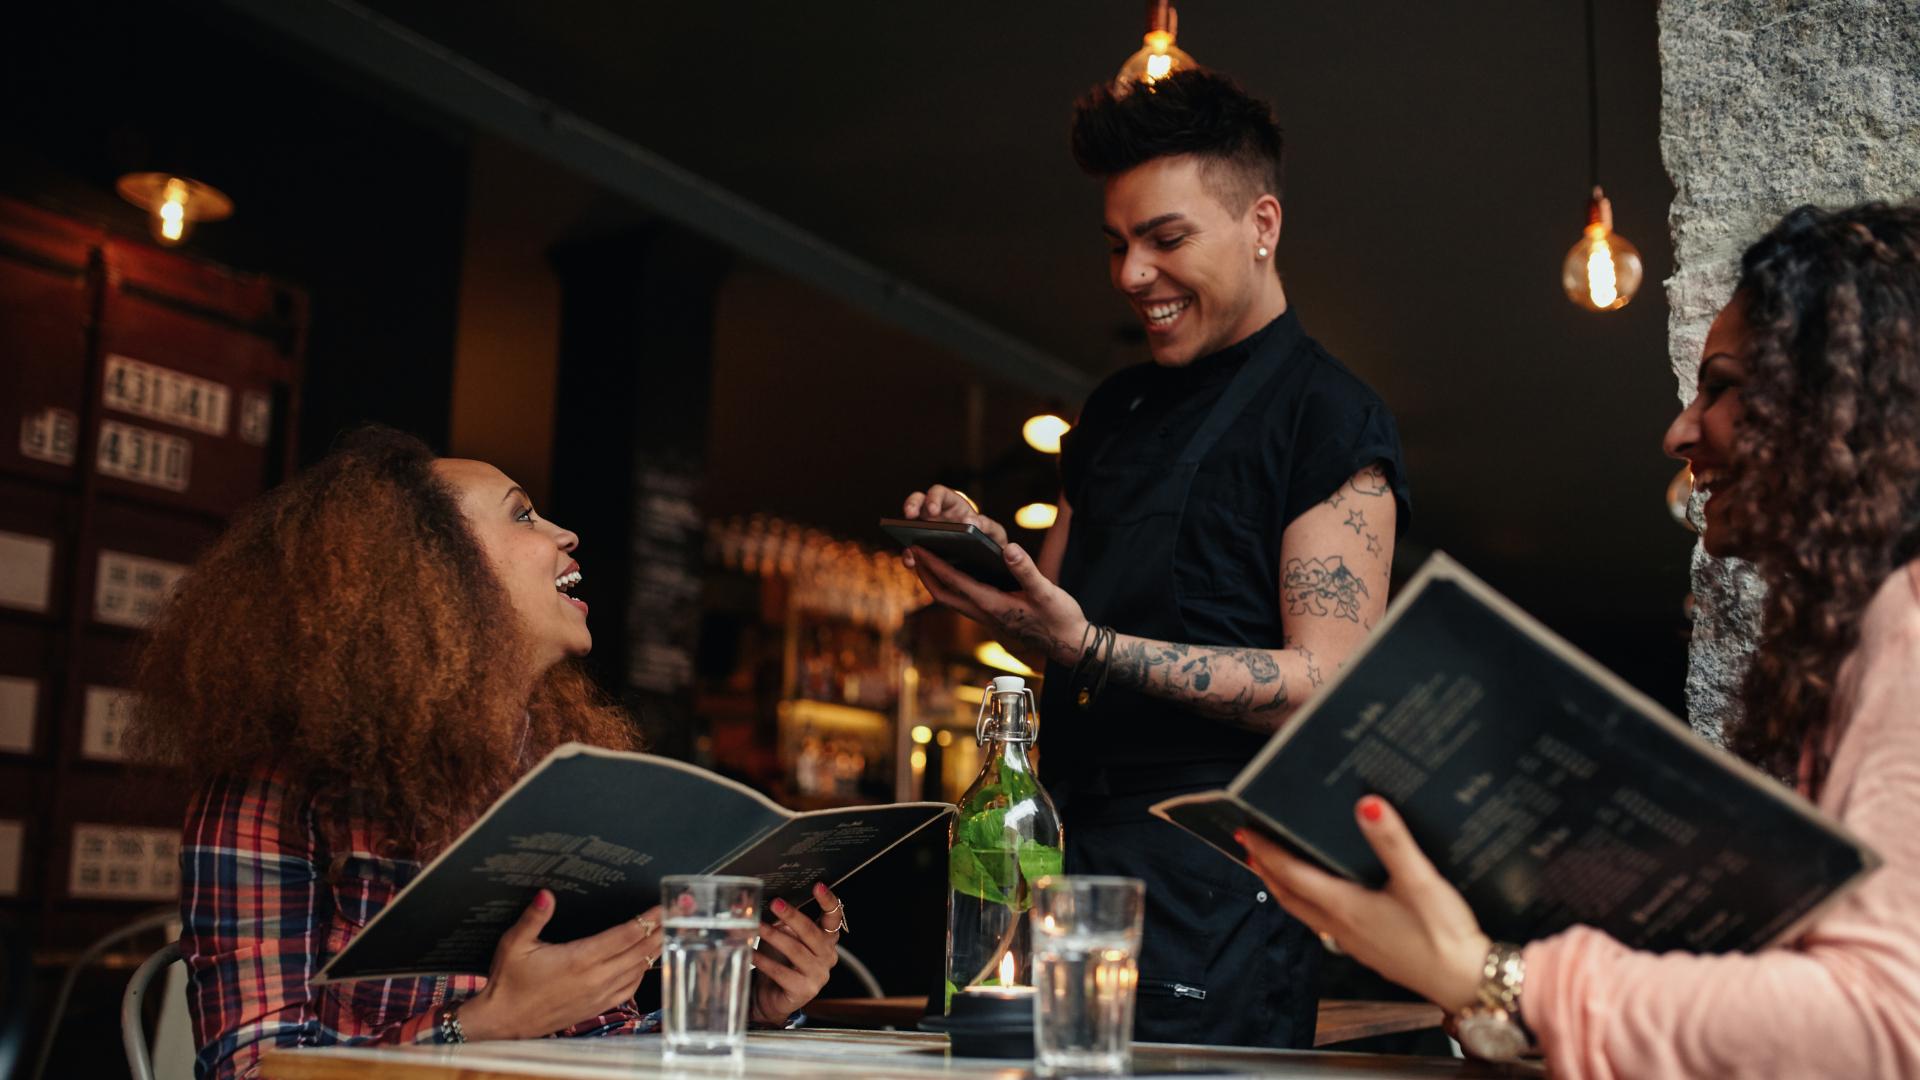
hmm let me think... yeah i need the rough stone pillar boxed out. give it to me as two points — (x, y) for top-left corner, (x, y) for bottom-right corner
(1660, 0), (1920, 743)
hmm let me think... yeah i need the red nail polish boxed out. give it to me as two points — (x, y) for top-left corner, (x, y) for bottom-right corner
(1359, 797), (1384, 823)
(1233, 829), (1247, 846)
(772, 898), (788, 913)
(534, 890), (552, 911)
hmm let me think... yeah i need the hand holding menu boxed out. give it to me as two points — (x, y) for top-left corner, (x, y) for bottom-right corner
(318, 744), (952, 983)
(1152, 553), (1878, 954)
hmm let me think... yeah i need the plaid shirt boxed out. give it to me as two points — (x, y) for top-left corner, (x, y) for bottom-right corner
(180, 763), (656, 1080)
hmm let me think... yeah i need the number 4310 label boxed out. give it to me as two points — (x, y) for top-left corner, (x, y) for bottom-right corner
(96, 420), (191, 493)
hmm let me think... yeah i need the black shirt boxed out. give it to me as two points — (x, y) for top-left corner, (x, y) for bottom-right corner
(1042, 308), (1412, 790)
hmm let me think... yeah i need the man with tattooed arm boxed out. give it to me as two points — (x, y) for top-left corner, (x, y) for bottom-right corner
(901, 71), (1410, 1049)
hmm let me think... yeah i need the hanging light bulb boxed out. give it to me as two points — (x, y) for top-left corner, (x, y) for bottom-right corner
(1022, 413), (1070, 454)
(1562, 187), (1643, 312)
(115, 172), (233, 248)
(1115, 0), (1198, 93)
(1014, 503), (1059, 530)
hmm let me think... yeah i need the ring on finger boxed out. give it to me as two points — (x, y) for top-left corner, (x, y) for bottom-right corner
(633, 915), (658, 936)
(823, 899), (850, 935)
(1317, 930), (1344, 956)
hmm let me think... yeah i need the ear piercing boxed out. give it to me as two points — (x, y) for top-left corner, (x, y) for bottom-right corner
(1257, 246), (1269, 259)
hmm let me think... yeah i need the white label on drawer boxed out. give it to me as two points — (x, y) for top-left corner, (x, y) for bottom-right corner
(103, 353), (230, 436)
(0, 820), (21, 896)
(83, 685), (137, 761)
(0, 676), (34, 754)
(239, 390), (272, 446)
(95, 549), (187, 629)
(97, 420), (192, 493)
(69, 823), (179, 900)
(0, 531), (54, 613)
(20, 407), (78, 466)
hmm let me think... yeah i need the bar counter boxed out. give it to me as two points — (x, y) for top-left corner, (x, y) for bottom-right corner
(261, 1029), (1541, 1080)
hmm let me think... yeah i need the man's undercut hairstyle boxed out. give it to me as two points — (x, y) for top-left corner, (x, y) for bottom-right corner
(1070, 69), (1286, 214)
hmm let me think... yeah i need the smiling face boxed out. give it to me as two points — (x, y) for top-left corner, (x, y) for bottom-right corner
(1102, 154), (1283, 366)
(434, 458), (590, 672)
(1664, 299), (1752, 558)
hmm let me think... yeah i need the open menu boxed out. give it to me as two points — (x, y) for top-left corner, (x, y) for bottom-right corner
(318, 744), (952, 982)
(1152, 553), (1879, 954)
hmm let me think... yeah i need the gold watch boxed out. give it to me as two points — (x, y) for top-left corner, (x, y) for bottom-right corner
(1453, 941), (1533, 1062)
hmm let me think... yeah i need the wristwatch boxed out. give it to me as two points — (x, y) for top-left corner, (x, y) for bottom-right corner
(1452, 941), (1533, 1062)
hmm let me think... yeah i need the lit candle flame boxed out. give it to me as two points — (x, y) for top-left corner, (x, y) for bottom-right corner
(998, 950), (1017, 986)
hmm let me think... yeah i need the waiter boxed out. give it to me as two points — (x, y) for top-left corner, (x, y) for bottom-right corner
(902, 69), (1411, 1049)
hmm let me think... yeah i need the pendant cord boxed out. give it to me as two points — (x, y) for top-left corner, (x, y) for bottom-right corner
(1585, 0), (1601, 191)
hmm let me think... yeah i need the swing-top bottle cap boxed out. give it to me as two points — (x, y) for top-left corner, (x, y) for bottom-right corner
(990, 676), (1026, 695)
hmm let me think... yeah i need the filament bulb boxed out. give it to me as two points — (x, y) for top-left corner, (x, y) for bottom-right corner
(1562, 188), (1643, 312)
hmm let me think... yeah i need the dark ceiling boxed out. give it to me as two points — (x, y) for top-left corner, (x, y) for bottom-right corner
(330, 0), (1688, 621)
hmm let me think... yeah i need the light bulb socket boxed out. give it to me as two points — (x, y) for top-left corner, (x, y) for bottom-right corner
(1145, 0), (1178, 36)
(1586, 187), (1613, 232)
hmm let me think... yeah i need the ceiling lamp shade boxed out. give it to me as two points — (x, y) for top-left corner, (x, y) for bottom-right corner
(116, 172), (233, 247)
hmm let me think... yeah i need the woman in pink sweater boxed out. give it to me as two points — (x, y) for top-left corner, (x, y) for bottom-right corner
(1241, 201), (1920, 1077)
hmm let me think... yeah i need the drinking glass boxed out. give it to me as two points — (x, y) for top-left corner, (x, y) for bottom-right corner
(1030, 876), (1145, 1074)
(660, 874), (762, 1058)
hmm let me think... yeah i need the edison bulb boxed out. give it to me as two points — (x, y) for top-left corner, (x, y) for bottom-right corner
(1116, 29), (1197, 92)
(1562, 188), (1643, 312)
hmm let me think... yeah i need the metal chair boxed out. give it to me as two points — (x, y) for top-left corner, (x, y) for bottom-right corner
(29, 907), (176, 1080)
(834, 945), (885, 998)
(122, 940), (182, 1080)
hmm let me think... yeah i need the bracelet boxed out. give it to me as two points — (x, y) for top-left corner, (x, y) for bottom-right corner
(439, 1001), (468, 1044)
(1074, 624), (1117, 708)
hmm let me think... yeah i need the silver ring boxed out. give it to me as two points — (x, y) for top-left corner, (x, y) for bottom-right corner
(824, 900), (849, 935)
(634, 916), (658, 936)
(1317, 931), (1344, 956)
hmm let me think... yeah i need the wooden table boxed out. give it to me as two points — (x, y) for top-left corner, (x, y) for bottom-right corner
(802, 997), (1445, 1048)
(263, 1029), (1537, 1080)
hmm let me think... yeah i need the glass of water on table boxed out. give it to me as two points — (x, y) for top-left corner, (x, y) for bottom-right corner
(660, 874), (762, 1059)
(1031, 876), (1146, 1075)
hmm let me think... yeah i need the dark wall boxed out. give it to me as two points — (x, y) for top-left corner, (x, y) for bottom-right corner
(0, 0), (469, 464)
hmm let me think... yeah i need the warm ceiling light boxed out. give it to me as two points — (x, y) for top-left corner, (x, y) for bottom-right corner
(910, 724), (934, 744)
(974, 641), (1036, 677)
(1562, 0), (1640, 312)
(116, 173), (233, 248)
(1115, 0), (1197, 93)
(1563, 187), (1643, 312)
(1022, 414), (1070, 454)
(1014, 503), (1059, 530)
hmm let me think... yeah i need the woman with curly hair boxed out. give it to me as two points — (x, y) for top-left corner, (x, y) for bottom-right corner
(1240, 201), (1920, 1076)
(128, 428), (843, 1079)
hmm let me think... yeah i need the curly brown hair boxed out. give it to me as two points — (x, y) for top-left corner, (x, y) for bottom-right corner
(126, 426), (637, 854)
(1722, 202), (1920, 786)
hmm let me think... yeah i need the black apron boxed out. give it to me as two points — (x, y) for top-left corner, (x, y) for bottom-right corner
(1041, 322), (1321, 1049)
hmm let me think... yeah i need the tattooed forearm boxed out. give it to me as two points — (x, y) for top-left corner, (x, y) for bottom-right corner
(1000, 609), (1074, 665)
(1104, 637), (1315, 731)
(1283, 556), (1372, 623)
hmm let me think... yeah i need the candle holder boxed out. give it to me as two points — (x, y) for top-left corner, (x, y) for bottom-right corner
(919, 986), (1035, 1059)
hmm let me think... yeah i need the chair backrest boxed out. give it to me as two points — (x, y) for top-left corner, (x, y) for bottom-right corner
(122, 940), (182, 1080)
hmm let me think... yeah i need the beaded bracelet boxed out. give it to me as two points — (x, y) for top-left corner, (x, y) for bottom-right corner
(439, 1002), (468, 1044)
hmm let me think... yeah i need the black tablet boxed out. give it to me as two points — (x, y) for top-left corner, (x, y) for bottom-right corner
(879, 518), (1021, 591)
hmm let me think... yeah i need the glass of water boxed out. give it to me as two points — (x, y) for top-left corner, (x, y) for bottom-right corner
(1031, 876), (1145, 1074)
(660, 874), (762, 1058)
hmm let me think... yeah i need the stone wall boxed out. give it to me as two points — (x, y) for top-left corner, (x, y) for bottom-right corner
(1659, 0), (1920, 743)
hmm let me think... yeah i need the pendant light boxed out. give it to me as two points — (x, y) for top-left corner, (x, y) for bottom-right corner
(1560, 0), (1642, 313)
(1115, 0), (1198, 93)
(116, 173), (233, 248)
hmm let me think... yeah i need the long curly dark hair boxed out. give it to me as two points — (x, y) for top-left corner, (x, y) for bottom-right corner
(126, 426), (637, 854)
(1723, 202), (1920, 786)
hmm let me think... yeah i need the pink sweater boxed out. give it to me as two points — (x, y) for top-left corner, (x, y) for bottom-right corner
(1524, 562), (1920, 1078)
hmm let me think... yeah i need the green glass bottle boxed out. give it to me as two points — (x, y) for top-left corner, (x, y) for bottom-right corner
(943, 675), (1064, 1008)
